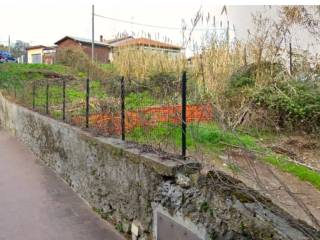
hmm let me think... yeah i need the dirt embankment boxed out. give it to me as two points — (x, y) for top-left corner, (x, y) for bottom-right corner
(216, 147), (320, 230)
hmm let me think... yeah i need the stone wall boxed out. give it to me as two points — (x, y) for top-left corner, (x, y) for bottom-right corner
(0, 93), (318, 240)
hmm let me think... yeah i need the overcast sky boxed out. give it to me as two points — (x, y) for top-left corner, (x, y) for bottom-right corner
(0, 2), (266, 44)
(0, 1), (319, 54)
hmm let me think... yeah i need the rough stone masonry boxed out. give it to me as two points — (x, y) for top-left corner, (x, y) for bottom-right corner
(0, 93), (318, 240)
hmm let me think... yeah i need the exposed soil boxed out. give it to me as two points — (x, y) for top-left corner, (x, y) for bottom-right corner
(267, 134), (320, 171)
(215, 149), (320, 230)
(149, 130), (320, 229)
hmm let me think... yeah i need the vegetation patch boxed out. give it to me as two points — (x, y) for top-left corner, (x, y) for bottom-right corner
(263, 154), (320, 190)
(128, 122), (320, 190)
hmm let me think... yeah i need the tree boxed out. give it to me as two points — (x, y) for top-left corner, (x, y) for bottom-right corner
(11, 40), (30, 58)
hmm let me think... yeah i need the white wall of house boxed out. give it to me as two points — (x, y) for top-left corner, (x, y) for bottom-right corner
(27, 48), (44, 64)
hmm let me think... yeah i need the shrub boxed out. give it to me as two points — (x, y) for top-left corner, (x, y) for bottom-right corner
(213, 61), (320, 132)
(230, 76), (255, 88)
(56, 47), (90, 73)
(147, 71), (179, 98)
(254, 80), (320, 132)
(56, 47), (116, 81)
(229, 62), (284, 89)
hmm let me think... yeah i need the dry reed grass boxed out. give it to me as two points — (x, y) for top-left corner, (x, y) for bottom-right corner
(112, 47), (186, 82)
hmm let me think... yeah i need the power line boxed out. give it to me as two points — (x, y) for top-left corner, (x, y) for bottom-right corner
(94, 13), (227, 31)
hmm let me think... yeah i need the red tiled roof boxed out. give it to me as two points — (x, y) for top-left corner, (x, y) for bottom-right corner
(112, 38), (182, 50)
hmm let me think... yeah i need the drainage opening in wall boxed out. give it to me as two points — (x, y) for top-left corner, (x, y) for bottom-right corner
(153, 206), (206, 240)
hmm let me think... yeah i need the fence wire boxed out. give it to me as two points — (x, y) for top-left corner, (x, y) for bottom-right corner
(5, 72), (216, 160)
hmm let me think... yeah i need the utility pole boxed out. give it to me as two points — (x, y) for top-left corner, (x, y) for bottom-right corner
(8, 35), (11, 54)
(226, 21), (230, 43)
(91, 5), (95, 63)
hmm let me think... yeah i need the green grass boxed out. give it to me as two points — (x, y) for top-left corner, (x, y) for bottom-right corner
(99, 63), (116, 71)
(263, 154), (320, 190)
(128, 122), (259, 153)
(33, 79), (104, 104)
(128, 122), (320, 190)
(0, 63), (76, 91)
(0, 63), (71, 73)
(125, 91), (159, 110)
(0, 63), (85, 115)
(91, 80), (108, 100)
(189, 123), (258, 151)
(125, 91), (180, 110)
(0, 63), (73, 81)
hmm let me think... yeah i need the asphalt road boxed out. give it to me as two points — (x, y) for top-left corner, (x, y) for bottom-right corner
(0, 130), (125, 240)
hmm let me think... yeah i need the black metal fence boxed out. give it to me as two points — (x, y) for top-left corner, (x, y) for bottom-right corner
(6, 70), (211, 160)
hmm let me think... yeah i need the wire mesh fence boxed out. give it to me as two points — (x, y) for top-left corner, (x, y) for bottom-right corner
(124, 72), (182, 156)
(0, 70), (273, 177)
(4, 71), (216, 160)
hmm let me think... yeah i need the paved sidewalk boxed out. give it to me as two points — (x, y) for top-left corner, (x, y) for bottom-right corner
(0, 130), (125, 240)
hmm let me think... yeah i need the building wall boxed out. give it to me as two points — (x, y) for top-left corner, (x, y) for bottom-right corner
(43, 54), (55, 65)
(81, 43), (110, 63)
(27, 48), (44, 64)
(57, 38), (110, 63)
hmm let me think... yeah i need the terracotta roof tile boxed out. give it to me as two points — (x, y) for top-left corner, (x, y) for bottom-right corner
(112, 37), (182, 50)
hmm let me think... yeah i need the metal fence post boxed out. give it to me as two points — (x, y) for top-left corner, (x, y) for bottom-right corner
(181, 71), (187, 160)
(120, 76), (125, 141)
(46, 79), (49, 115)
(62, 78), (66, 122)
(86, 78), (90, 128)
(289, 42), (293, 75)
(32, 81), (35, 110)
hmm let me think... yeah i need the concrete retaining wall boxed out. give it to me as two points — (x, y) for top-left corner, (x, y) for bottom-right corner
(0, 93), (318, 240)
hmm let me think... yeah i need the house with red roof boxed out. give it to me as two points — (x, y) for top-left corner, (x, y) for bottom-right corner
(53, 35), (182, 64)
(103, 35), (183, 62)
